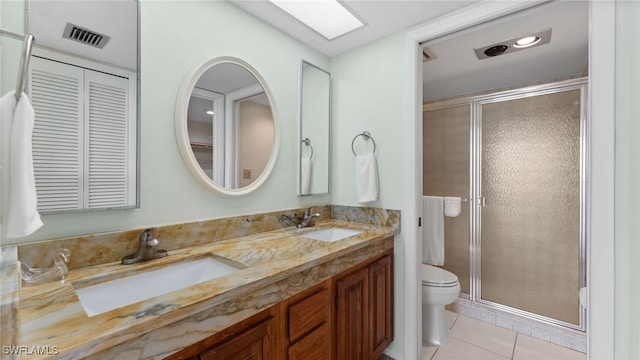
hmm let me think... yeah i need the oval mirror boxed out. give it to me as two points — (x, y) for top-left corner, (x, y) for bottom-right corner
(176, 57), (279, 195)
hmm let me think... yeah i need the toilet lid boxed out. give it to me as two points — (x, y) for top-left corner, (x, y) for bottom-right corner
(421, 264), (458, 286)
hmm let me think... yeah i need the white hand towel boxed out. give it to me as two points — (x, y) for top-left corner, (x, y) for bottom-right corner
(444, 196), (462, 217)
(300, 158), (311, 195)
(423, 196), (444, 266)
(355, 153), (378, 203)
(1, 91), (43, 238)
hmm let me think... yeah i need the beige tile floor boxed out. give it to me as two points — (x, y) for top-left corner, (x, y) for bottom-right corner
(422, 311), (587, 360)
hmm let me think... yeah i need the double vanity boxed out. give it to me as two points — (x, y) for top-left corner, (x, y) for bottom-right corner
(0, 3), (395, 359)
(4, 206), (398, 359)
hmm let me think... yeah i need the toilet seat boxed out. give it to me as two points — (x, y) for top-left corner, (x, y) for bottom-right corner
(421, 264), (459, 287)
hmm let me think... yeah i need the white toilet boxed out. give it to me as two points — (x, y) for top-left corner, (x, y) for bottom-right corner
(421, 263), (460, 346)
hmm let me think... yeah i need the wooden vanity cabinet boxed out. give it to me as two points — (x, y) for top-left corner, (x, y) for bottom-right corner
(335, 250), (394, 360)
(167, 245), (393, 360)
(280, 278), (333, 360)
(165, 307), (277, 360)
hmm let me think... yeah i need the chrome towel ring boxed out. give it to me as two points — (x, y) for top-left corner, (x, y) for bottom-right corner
(301, 138), (314, 160)
(351, 131), (376, 156)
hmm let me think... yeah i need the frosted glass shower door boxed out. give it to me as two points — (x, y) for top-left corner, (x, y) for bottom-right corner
(479, 89), (583, 327)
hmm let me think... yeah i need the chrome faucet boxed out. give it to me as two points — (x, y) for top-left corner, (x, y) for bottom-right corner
(122, 229), (168, 265)
(297, 207), (321, 228)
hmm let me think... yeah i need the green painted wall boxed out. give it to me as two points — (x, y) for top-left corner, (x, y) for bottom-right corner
(0, 1), (330, 245)
(614, 0), (640, 358)
(330, 32), (406, 356)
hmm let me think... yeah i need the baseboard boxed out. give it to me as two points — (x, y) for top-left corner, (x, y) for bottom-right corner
(383, 347), (404, 360)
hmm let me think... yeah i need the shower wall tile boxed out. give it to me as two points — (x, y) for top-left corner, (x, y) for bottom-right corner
(551, 332), (574, 350)
(572, 334), (587, 353)
(512, 320), (532, 335)
(496, 315), (514, 331)
(464, 306), (482, 321)
(531, 325), (551, 342)
(450, 298), (586, 354)
(481, 311), (497, 325)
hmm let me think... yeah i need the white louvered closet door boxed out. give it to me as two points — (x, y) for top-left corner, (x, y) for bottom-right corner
(84, 70), (131, 209)
(31, 57), (84, 211)
(30, 57), (135, 212)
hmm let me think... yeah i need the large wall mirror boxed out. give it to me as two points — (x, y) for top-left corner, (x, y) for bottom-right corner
(175, 57), (279, 196)
(299, 61), (330, 195)
(26, 1), (139, 213)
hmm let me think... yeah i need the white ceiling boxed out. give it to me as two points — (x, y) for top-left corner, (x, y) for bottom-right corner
(28, 0), (137, 70)
(229, 0), (476, 57)
(232, 0), (588, 102)
(27, 1), (588, 104)
(422, 0), (588, 101)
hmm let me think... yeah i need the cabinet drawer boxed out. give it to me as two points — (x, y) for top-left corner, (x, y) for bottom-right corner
(288, 322), (330, 360)
(288, 288), (329, 342)
(200, 319), (271, 360)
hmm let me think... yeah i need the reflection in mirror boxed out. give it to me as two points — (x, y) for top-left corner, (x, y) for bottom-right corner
(299, 61), (330, 195)
(29, 1), (137, 70)
(176, 57), (279, 195)
(26, 1), (139, 212)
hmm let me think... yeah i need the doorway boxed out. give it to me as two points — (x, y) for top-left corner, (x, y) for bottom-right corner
(403, 1), (616, 358)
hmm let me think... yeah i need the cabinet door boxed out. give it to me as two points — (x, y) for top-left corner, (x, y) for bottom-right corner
(369, 255), (393, 359)
(200, 319), (271, 360)
(336, 267), (369, 360)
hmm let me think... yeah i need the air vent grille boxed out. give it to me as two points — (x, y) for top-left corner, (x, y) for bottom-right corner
(63, 23), (110, 49)
(422, 47), (437, 62)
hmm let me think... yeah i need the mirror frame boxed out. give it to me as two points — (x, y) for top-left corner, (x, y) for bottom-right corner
(175, 56), (280, 196)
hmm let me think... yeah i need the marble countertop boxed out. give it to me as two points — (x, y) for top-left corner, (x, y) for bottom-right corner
(14, 220), (395, 359)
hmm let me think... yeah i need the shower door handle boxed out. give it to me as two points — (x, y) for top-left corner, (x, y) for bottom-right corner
(478, 197), (486, 207)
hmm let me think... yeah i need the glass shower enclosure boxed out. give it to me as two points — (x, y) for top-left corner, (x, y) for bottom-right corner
(422, 78), (587, 331)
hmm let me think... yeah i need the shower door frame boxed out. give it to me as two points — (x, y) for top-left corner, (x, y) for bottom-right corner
(423, 77), (588, 332)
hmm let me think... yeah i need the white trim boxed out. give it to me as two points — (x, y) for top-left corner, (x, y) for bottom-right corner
(403, 32), (422, 360)
(190, 88), (224, 184)
(383, 347), (404, 360)
(587, 1), (616, 358)
(224, 83), (265, 188)
(403, 1), (615, 358)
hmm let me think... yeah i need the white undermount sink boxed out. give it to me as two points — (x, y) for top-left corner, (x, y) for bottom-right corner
(73, 257), (243, 317)
(302, 227), (362, 242)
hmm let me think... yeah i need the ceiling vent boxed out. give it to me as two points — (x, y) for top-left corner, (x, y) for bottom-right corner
(474, 28), (552, 60)
(422, 47), (437, 62)
(63, 23), (110, 49)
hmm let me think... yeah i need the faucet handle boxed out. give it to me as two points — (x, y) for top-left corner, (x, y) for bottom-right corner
(139, 228), (153, 241)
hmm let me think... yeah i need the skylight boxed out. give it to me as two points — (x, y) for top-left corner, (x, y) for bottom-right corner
(269, 0), (364, 40)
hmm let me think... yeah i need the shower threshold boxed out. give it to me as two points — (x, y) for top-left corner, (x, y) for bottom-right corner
(447, 297), (586, 353)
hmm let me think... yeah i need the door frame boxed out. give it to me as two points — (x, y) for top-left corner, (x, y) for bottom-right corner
(402, 1), (615, 359)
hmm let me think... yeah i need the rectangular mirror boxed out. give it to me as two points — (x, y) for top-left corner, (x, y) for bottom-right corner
(26, 0), (139, 212)
(298, 61), (330, 195)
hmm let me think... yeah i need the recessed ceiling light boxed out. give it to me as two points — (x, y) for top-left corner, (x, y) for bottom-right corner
(205, 110), (214, 115)
(269, 0), (365, 40)
(513, 36), (541, 48)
